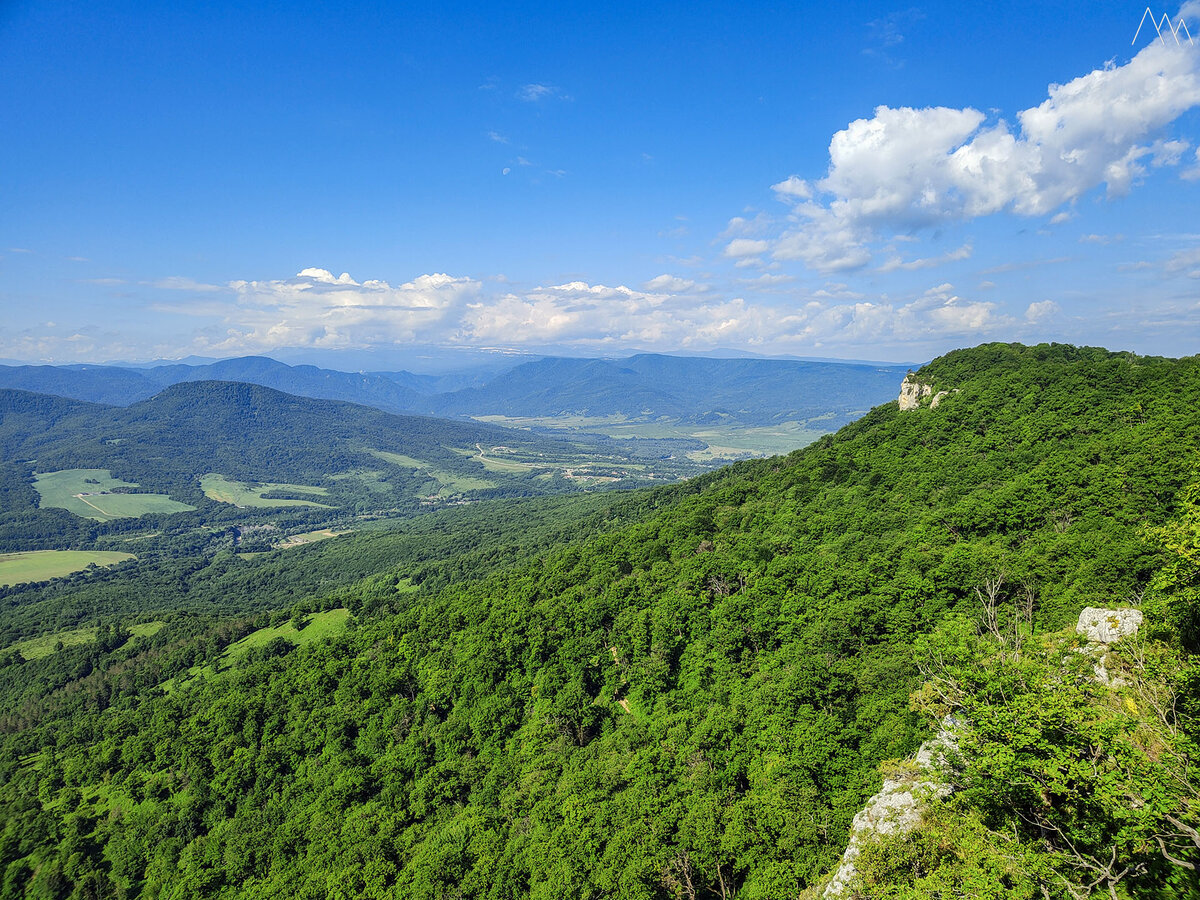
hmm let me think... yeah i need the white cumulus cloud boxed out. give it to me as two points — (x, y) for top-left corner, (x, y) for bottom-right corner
(643, 274), (697, 292)
(201, 269), (480, 353)
(756, 42), (1200, 273)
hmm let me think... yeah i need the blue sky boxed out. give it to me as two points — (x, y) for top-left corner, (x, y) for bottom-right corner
(2, 0), (1199, 367)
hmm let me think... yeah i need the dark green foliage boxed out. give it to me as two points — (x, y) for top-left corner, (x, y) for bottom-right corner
(0, 343), (1197, 898)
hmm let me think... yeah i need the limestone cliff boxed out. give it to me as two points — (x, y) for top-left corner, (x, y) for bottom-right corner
(898, 373), (958, 410)
(897, 374), (931, 410)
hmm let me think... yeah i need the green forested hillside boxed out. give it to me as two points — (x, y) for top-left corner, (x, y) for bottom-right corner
(0, 344), (1197, 899)
(0, 382), (704, 554)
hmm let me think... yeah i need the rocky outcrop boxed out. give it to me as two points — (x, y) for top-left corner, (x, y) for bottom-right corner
(899, 375), (958, 410)
(1076, 607), (1143, 685)
(1076, 607), (1143, 644)
(822, 722), (961, 897)
(897, 374), (931, 411)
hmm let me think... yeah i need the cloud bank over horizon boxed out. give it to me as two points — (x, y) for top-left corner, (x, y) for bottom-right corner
(0, 266), (1036, 363)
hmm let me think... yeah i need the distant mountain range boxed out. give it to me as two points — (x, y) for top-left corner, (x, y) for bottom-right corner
(0, 353), (910, 427)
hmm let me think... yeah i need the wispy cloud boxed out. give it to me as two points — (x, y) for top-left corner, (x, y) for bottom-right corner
(151, 276), (224, 292)
(1025, 300), (1060, 322)
(723, 239), (770, 259)
(517, 83), (570, 102)
(980, 257), (1071, 275)
(878, 243), (972, 273)
(1165, 246), (1200, 277)
(1183, 147), (1200, 180)
(643, 274), (697, 293)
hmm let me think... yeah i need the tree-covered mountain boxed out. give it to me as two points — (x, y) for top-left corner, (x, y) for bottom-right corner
(0, 344), (1196, 898)
(0, 365), (161, 407)
(0, 382), (703, 553)
(0, 353), (909, 428)
(0, 359), (427, 412)
(426, 353), (909, 425)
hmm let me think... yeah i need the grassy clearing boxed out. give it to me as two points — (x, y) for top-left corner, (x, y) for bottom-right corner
(12, 620), (163, 660)
(230, 609), (350, 656)
(275, 528), (350, 549)
(201, 473), (333, 508)
(34, 469), (195, 520)
(473, 450), (536, 474)
(0, 549), (136, 587)
(167, 609), (351, 691)
(370, 450), (496, 495)
(472, 415), (826, 459)
(329, 468), (394, 494)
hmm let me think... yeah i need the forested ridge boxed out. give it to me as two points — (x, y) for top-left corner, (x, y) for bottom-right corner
(0, 343), (1198, 898)
(0, 354), (908, 428)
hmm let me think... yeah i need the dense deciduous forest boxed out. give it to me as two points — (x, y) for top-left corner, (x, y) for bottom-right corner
(0, 343), (1197, 898)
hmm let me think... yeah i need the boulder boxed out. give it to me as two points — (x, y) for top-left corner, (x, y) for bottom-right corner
(1076, 607), (1143, 644)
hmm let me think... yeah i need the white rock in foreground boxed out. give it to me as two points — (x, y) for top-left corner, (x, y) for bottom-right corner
(1076, 607), (1143, 644)
(822, 726), (959, 897)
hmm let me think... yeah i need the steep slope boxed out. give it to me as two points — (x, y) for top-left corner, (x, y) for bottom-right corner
(0, 343), (1197, 899)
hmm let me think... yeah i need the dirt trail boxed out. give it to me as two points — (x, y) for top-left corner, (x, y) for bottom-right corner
(74, 494), (109, 515)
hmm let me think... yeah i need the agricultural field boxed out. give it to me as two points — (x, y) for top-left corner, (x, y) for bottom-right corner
(369, 450), (496, 495)
(33, 469), (195, 520)
(11, 620), (163, 660)
(201, 473), (333, 508)
(0, 549), (136, 587)
(472, 415), (827, 459)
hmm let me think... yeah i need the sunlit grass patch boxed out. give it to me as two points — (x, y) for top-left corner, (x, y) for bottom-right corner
(34, 469), (195, 520)
(201, 473), (333, 507)
(0, 549), (136, 588)
(369, 449), (496, 494)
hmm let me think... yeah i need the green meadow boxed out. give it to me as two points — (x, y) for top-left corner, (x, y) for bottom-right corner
(33, 469), (195, 520)
(472, 415), (826, 459)
(201, 473), (333, 508)
(0, 549), (136, 587)
(12, 620), (163, 661)
(167, 609), (351, 690)
(369, 449), (496, 495)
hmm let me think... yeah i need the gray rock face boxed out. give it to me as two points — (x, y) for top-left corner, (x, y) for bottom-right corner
(897, 374), (931, 411)
(1076, 607), (1143, 644)
(822, 724), (960, 897)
